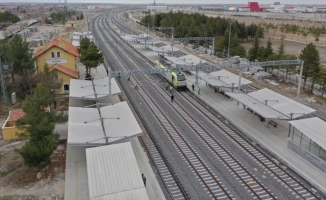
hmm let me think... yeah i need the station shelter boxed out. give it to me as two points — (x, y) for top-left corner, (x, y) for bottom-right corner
(65, 70), (147, 199)
(288, 117), (326, 173)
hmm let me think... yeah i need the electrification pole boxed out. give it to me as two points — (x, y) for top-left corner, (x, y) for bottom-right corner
(227, 20), (232, 59)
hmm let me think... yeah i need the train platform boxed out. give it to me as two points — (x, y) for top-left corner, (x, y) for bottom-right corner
(64, 138), (166, 200)
(186, 73), (326, 195)
(63, 63), (166, 199)
(127, 38), (326, 195)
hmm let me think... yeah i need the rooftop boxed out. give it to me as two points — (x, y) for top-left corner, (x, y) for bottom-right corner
(49, 64), (79, 79)
(34, 37), (79, 58)
(8, 109), (24, 121)
(69, 77), (121, 100)
(86, 142), (149, 200)
(68, 102), (142, 146)
(289, 117), (326, 149)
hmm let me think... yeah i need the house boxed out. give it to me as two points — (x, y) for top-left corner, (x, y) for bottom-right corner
(1, 109), (25, 140)
(34, 36), (80, 94)
(2, 108), (51, 140)
(65, 20), (76, 27)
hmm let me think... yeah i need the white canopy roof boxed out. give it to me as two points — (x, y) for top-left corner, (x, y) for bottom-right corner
(226, 93), (289, 120)
(73, 31), (82, 36)
(226, 88), (316, 120)
(86, 142), (149, 200)
(68, 102), (142, 146)
(178, 54), (206, 65)
(164, 56), (188, 65)
(289, 117), (326, 149)
(137, 33), (150, 38)
(69, 77), (121, 100)
(147, 45), (180, 53)
(138, 40), (161, 45)
(72, 40), (80, 47)
(199, 70), (252, 88)
(248, 88), (315, 119)
(72, 35), (80, 40)
(121, 35), (139, 41)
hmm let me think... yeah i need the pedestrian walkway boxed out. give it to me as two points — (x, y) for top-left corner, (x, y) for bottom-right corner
(186, 73), (326, 194)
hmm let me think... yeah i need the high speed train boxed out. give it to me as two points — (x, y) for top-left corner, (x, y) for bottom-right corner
(155, 61), (187, 90)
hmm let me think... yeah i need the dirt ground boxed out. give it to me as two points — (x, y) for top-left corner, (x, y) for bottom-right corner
(0, 15), (85, 200)
(0, 131), (66, 200)
(205, 12), (326, 63)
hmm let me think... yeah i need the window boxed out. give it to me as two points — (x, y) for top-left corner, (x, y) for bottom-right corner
(51, 52), (55, 58)
(57, 52), (61, 58)
(64, 84), (69, 91)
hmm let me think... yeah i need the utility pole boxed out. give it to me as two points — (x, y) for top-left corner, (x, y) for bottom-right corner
(171, 27), (174, 56)
(64, 0), (68, 22)
(227, 20), (232, 59)
(296, 61), (304, 102)
(0, 58), (9, 107)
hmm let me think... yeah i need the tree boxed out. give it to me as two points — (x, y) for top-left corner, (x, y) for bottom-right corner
(281, 54), (297, 80)
(264, 38), (273, 60)
(186, 20), (200, 37)
(37, 64), (63, 108)
(248, 31), (260, 61)
(256, 45), (265, 61)
(78, 37), (91, 53)
(215, 36), (227, 57)
(44, 17), (52, 24)
(277, 35), (285, 60)
(8, 35), (35, 93)
(299, 43), (320, 91)
(233, 44), (247, 58)
(79, 38), (104, 77)
(229, 35), (246, 57)
(0, 11), (20, 25)
(16, 84), (67, 168)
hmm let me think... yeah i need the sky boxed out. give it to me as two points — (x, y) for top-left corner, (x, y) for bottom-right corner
(1, 0), (325, 5)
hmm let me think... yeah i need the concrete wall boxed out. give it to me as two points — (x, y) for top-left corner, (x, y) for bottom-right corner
(58, 72), (75, 94)
(288, 140), (326, 173)
(2, 121), (26, 140)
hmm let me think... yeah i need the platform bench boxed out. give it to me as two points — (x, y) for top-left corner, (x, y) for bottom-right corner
(268, 120), (277, 128)
(247, 108), (253, 113)
(254, 113), (265, 122)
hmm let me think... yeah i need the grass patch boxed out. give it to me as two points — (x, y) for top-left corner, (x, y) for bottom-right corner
(0, 196), (14, 200)
(0, 168), (16, 178)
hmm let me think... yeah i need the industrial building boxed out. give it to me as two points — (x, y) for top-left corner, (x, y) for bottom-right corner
(147, 1), (168, 11)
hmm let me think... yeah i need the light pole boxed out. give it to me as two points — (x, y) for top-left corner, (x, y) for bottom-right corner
(296, 61), (304, 102)
(227, 20), (233, 59)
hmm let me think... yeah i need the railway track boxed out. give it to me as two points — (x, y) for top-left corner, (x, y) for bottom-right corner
(108, 35), (279, 200)
(90, 11), (323, 200)
(102, 15), (279, 199)
(180, 90), (321, 200)
(113, 13), (324, 200)
(96, 14), (235, 199)
(93, 14), (189, 200)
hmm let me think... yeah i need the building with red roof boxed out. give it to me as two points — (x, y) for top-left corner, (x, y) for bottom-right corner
(2, 107), (50, 140)
(34, 36), (80, 94)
